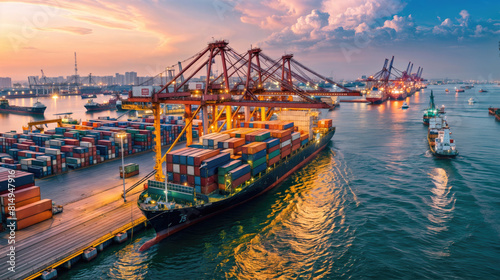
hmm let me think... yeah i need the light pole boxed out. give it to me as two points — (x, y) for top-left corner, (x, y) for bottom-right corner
(118, 132), (126, 202)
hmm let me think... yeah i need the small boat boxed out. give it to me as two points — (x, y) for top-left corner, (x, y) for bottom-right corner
(488, 107), (499, 115)
(456, 88), (465, 93)
(479, 89), (487, 93)
(445, 89), (449, 93)
(439, 105), (446, 114)
(402, 102), (409, 109)
(468, 97), (476, 105)
(81, 93), (97, 99)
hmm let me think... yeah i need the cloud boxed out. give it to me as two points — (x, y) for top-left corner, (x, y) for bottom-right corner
(431, 10), (499, 39)
(36, 26), (93, 35)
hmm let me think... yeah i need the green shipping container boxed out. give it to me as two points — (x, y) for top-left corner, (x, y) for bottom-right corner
(267, 149), (280, 160)
(249, 156), (266, 169)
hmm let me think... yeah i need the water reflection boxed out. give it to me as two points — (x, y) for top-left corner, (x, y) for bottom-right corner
(224, 151), (356, 279)
(426, 168), (455, 233)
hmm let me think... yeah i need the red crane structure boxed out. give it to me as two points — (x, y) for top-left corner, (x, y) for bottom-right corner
(124, 40), (360, 182)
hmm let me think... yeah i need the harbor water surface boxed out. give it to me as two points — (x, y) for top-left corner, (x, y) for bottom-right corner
(3, 85), (500, 279)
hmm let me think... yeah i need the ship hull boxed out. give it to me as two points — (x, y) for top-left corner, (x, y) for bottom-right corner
(0, 106), (46, 115)
(366, 95), (387, 104)
(85, 105), (115, 112)
(388, 92), (407, 100)
(139, 128), (335, 251)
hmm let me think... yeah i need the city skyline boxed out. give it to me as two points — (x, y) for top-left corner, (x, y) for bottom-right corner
(0, 1), (499, 81)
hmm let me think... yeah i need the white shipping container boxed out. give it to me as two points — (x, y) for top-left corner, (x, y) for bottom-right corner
(62, 163), (66, 168)
(80, 141), (93, 147)
(187, 166), (194, 176)
(188, 82), (205, 90)
(132, 86), (154, 97)
(173, 164), (180, 173)
(280, 139), (292, 148)
(291, 132), (300, 141)
(20, 158), (33, 165)
(45, 148), (60, 155)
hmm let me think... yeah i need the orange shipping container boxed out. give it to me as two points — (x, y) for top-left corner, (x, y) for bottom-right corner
(15, 210), (53, 230)
(2, 195), (41, 215)
(11, 199), (52, 220)
(241, 142), (267, 154)
(0, 186), (40, 206)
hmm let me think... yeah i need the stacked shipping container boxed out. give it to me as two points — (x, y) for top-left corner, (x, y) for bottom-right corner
(0, 117), (197, 178)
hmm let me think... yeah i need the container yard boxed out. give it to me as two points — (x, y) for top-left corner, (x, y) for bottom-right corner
(0, 115), (196, 178)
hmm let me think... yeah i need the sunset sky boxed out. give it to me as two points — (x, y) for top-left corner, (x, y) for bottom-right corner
(0, 0), (499, 81)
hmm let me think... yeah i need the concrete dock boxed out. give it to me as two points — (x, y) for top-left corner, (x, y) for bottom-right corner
(0, 145), (182, 280)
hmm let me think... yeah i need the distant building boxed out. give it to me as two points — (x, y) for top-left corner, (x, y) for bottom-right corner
(115, 73), (125, 85)
(0, 77), (12, 88)
(125, 71), (137, 85)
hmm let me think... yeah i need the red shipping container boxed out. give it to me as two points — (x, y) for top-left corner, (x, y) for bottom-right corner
(231, 172), (251, 188)
(281, 134), (291, 143)
(268, 155), (280, 166)
(180, 165), (187, 174)
(201, 183), (218, 194)
(200, 175), (217, 186)
(187, 175), (195, 185)
(292, 144), (300, 151)
(11, 199), (52, 220)
(281, 147), (291, 158)
(267, 145), (279, 154)
(0, 186), (40, 206)
(292, 139), (300, 146)
(14, 210), (53, 230)
(173, 173), (181, 183)
(2, 196), (40, 215)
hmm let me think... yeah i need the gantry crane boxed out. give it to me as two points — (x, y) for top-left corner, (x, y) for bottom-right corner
(123, 40), (360, 185)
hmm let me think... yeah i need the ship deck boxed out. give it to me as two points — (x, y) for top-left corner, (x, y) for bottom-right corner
(0, 144), (185, 280)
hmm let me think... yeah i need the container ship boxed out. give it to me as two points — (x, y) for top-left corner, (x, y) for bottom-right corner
(387, 88), (408, 100)
(427, 116), (458, 158)
(0, 98), (47, 115)
(84, 96), (119, 112)
(365, 87), (388, 104)
(138, 119), (335, 250)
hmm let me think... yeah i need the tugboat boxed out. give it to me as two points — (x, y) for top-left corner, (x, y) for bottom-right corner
(423, 90), (439, 125)
(428, 116), (458, 158)
(0, 97), (47, 115)
(84, 95), (119, 112)
(402, 102), (409, 109)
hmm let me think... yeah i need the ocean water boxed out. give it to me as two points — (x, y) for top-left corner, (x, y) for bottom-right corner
(6, 85), (500, 279)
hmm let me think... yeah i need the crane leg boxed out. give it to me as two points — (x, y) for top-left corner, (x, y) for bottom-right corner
(185, 104), (193, 146)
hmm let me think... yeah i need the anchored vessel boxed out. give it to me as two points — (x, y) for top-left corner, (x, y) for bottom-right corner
(0, 98), (46, 115)
(428, 116), (458, 158)
(138, 122), (335, 250)
(84, 96), (119, 112)
(366, 87), (388, 104)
